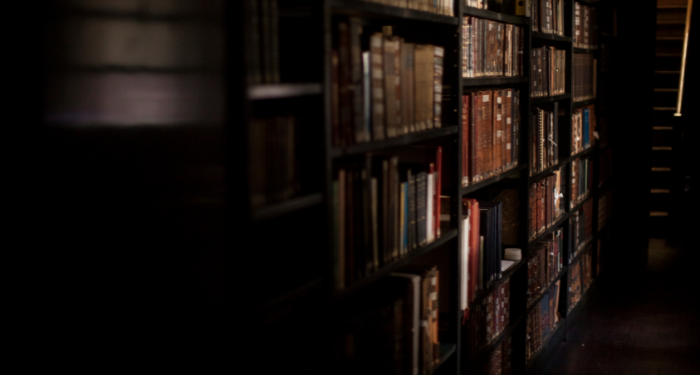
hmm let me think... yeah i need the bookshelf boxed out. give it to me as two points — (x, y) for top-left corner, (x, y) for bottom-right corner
(242, 0), (615, 374)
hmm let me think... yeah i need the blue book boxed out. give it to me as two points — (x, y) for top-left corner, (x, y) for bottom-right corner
(582, 109), (590, 148)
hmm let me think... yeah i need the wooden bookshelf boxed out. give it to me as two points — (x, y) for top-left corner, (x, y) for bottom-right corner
(238, 1), (617, 374)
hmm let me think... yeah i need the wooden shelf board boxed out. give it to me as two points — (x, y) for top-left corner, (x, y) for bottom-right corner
(251, 193), (324, 221)
(248, 83), (323, 100)
(573, 98), (597, 107)
(529, 215), (568, 247)
(463, 76), (529, 87)
(573, 47), (598, 54)
(461, 164), (527, 195)
(528, 159), (566, 183)
(530, 94), (571, 105)
(331, 126), (458, 158)
(462, 7), (529, 26)
(531, 32), (572, 43)
(329, 0), (459, 24)
(333, 229), (458, 300)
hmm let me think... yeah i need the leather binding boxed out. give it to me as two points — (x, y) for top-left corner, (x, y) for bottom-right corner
(462, 94), (470, 186)
(493, 90), (503, 174)
(505, 89), (513, 168)
(370, 33), (385, 140)
(433, 46), (444, 129)
(402, 42), (415, 135)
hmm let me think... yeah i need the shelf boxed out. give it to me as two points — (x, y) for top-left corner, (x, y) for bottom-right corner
(468, 258), (526, 309)
(573, 47), (598, 54)
(329, 0), (459, 25)
(530, 94), (571, 105)
(529, 160), (566, 183)
(575, 0), (599, 7)
(568, 145), (596, 161)
(526, 267), (568, 311)
(572, 98), (597, 107)
(529, 214), (568, 246)
(248, 83), (323, 100)
(462, 7), (529, 26)
(251, 193), (324, 221)
(569, 193), (593, 213)
(531, 32), (572, 43)
(463, 76), (529, 87)
(333, 229), (458, 300)
(461, 164), (527, 195)
(436, 343), (457, 370)
(330, 126), (458, 158)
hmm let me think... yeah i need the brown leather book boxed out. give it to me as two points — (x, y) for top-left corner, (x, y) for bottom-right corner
(462, 95), (470, 186)
(493, 90), (503, 175)
(433, 46), (444, 129)
(384, 36), (399, 138)
(393, 37), (403, 136)
(471, 94), (478, 181)
(415, 44), (434, 131)
(403, 42), (416, 134)
(482, 90), (494, 177)
(370, 33), (386, 141)
(505, 89), (513, 168)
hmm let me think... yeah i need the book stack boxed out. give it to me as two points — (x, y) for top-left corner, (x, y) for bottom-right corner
(570, 199), (594, 259)
(574, 2), (598, 49)
(570, 157), (593, 209)
(333, 147), (444, 289)
(526, 229), (563, 305)
(462, 17), (525, 78)
(530, 46), (566, 98)
(573, 53), (597, 102)
(571, 105), (596, 156)
(465, 278), (511, 352)
(461, 90), (521, 186)
(528, 169), (563, 239)
(526, 280), (561, 363)
(364, 0), (454, 15)
(332, 21), (445, 147)
(531, 0), (566, 36)
(247, 0), (280, 84)
(249, 115), (300, 208)
(567, 258), (582, 312)
(530, 105), (559, 175)
(335, 266), (440, 375)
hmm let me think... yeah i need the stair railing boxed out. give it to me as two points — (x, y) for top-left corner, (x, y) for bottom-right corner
(675, 0), (693, 117)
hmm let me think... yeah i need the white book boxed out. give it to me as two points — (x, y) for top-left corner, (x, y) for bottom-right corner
(426, 172), (434, 242)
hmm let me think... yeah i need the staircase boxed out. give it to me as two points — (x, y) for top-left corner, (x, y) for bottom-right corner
(651, 0), (690, 238)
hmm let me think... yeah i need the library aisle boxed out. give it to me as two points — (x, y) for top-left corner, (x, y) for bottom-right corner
(543, 234), (700, 375)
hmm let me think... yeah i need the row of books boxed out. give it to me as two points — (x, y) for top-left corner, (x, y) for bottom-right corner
(599, 147), (612, 187)
(462, 17), (525, 78)
(247, 0), (280, 84)
(573, 53), (596, 102)
(528, 170), (563, 240)
(530, 105), (559, 175)
(464, 278), (511, 352)
(567, 245), (593, 313)
(527, 229), (564, 305)
(365, 0), (454, 15)
(531, 46), (566, 98)
(525, 280), (561, 363)
(249, 115), (300, 208)
(570, 157), (593, 209)
(531, 0), (566, 36)
(570, 199), (593, 260)
(462, 90), (522, 186)
(574, 2), (599, 50)
(597, 189), (612, 231)
(334, 266), (440, 375)
(332, 23), (444, 147)
(571, 105), (596, 156)
(482, 336), (513, 375)
(567, 257), (582, 312)
(333, 148), (443, 289)
(461, 199), (508, 312)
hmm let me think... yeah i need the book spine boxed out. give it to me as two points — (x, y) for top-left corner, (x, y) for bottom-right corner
(371, 34), (386, 141)
(433, 46), (444, 129)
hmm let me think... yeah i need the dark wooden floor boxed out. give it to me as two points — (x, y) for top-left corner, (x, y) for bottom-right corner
(543, 236), (700, 375)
